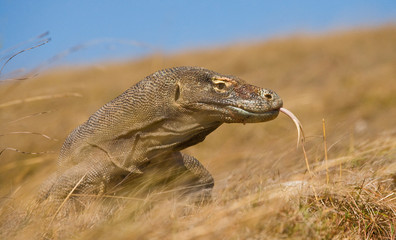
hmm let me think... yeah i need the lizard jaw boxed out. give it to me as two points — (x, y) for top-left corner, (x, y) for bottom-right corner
(179, 102), (280, 123)
(225, 105), (280, 123)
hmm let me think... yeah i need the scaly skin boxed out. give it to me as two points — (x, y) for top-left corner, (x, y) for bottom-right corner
(38, 66), (283, 204)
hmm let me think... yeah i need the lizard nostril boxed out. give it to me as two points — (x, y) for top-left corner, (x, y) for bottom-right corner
(264, 94), (272, 100)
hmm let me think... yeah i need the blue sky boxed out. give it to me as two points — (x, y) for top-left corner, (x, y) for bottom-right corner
(1, 0), (395, 78)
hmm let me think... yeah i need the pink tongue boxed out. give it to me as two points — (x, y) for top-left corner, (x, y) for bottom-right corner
(279, 107), (305, 147)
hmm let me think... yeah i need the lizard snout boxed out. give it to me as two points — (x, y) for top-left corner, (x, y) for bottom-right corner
(260, 89), (276, 100)
(258, 88), (283, 110)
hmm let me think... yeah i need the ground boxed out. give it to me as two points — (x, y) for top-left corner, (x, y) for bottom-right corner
(0, 25), (395, 239)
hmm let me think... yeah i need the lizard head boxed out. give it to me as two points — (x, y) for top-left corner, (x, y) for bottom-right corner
(174, 67), (283, 124)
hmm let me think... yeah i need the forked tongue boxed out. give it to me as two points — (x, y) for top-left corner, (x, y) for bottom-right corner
(280, 108), (305, 147)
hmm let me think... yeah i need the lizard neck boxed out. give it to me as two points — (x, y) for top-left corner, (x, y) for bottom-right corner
(82, 116), (221, 172)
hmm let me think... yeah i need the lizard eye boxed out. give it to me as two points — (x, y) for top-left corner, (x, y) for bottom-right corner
(212, 78), (232, 93)
(215, 82), (226, 90)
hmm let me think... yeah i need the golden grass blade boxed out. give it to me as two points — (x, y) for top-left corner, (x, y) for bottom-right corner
(0, 131), (58, 141)
(0, 147), (54, 156)
(71, 193), (147, 201)
(0, 92), (83, 109)
(0, 73), (39, 82)
(7, 111), (53, 124)
(322, 119), (329, 184)
(0, 38), (51, 77)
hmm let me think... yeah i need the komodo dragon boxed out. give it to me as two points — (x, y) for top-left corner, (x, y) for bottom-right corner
(38, 66), (283, 203)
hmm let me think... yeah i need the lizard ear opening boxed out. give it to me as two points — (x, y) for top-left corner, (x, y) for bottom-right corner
(174, 84), (180, 102)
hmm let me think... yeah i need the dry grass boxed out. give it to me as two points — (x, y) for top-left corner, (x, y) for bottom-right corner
(1, 25), (396, 239)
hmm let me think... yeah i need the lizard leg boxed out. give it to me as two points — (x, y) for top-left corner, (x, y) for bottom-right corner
(43, 159), (115, 207)
(37, 172), (58, 203)
(174, 152), (214, 202)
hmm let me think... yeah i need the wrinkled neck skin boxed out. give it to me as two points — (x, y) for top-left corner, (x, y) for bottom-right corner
(147, 113), (222, 154)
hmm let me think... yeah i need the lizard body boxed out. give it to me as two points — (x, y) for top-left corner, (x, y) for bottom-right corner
(38, 66), (283, 203)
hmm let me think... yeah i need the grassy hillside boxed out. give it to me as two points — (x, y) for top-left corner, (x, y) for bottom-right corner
(1, 25), (396, 239)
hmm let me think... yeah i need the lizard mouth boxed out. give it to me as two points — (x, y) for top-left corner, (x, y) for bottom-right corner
(184, 102), (281, 122)
(223, 105), (281, 123)
(226, 105), (280, 117)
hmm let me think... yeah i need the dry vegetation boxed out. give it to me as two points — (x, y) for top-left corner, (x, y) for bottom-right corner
(1, 26), (396, 239)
